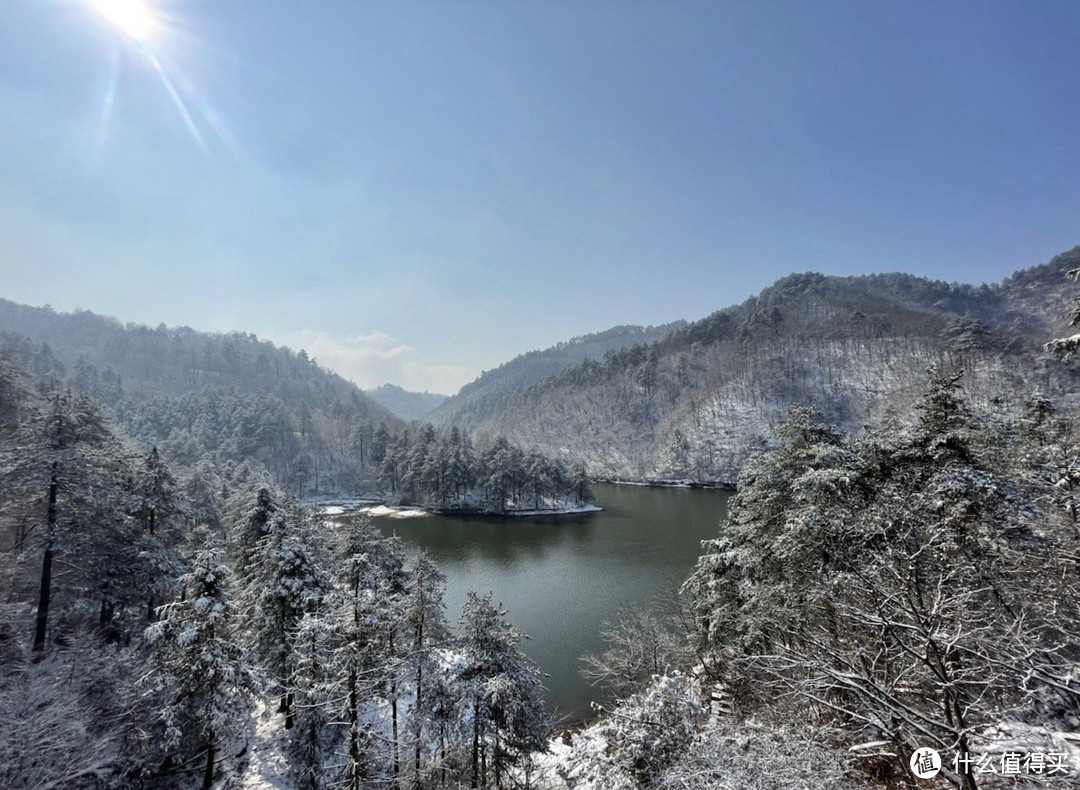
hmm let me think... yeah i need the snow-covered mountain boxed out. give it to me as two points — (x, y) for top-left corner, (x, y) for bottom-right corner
(429, 322), (686, 427)
(435, 248), (1080, 484)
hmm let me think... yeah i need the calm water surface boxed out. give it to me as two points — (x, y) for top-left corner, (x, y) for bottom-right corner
(348, 482), (730, 723)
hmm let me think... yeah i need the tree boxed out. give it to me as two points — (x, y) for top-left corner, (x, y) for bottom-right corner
(1045, 267), (1080, 357)
(653, 718), (866, 790)
(581, 604), (691, 701)
(0, 388), (137, 650)
(684, 380), (1080, 789)
(322, 516), (407, 790)
(133, 447), (185, 622)
(403, 555), (451, 788)
(288, 611), (332, 790)
(459, 592), (551, 789)
(143, 547), (255, 790)
(246, 499), (330, 729)
(564, 673), (704, 790)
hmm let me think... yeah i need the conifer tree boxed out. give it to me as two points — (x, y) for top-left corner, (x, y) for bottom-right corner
(403, 555), (451, 787)
(144, 547), (255, 790)
(459, 592), (551, 789)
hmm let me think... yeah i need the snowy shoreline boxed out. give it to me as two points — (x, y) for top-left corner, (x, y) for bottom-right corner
(305, 496), (602, 519)
(593, 477), (735, 490)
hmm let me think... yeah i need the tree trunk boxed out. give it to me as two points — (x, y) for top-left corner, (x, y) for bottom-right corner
(33, 463), (59, 653)
(471, 699), (480, 788)
(414, 658), (423, 789)
(202, 734), (216, 790)
(282, 690), (294, 730)
(390, 632), (400, 788)
(439, 727), (446, 789)
(349, 665), (360, 790)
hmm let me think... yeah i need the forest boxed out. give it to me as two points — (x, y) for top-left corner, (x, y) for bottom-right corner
(0, 358), (552, 789)
(2, 259), (1080, 788)
(434, 251), (1080, 486)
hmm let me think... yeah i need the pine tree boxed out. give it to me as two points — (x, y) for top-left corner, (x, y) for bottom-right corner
(144, 547), (255, 790)
(403, 555), (451, 788)
(248, 499), (330, 729)
(133, 446), (185, 622)
(324, 517), (404, 789)
(0, 388), (138, 650)
(684, 379), (1080, 790)
(289, 611), (332, 790)
(459, 592), (551, 789)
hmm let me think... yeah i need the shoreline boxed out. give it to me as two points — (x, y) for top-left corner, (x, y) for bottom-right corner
(306, 496), (602, 519)
(593, 477), (736, 491)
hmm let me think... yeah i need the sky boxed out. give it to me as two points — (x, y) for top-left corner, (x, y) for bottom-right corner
(2, 0), (1080, 394)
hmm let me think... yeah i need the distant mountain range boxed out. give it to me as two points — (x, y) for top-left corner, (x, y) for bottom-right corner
(366, 383), (448, 421)
(3, 247), (1079, 487)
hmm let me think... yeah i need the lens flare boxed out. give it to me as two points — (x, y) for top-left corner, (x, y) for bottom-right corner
(80, 0), (253, 164)
(88, 0), (154, 42)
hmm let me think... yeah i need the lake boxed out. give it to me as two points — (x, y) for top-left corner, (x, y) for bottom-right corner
(346, 482), (730, 723)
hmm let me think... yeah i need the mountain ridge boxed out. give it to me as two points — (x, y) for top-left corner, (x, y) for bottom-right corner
(433, 247), (1080, 483)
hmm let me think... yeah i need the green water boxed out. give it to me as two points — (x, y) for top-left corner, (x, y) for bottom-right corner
(351, 482), (730, 724)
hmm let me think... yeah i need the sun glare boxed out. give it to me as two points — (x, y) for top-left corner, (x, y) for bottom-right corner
(88, 0), (155, 42)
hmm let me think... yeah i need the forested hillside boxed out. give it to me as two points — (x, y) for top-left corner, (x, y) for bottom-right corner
(0, 300), (403, 496)
(429, 321), (685, 428)
(440, 249), (1080, 484)
(0, 301), (591, 515)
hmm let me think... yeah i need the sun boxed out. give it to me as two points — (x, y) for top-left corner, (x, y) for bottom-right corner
(87, 0), (156, 42)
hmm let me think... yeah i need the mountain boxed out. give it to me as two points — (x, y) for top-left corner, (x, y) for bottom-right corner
(366, 383), (447, 421)
(434, 248), (1080, 484)
(0, 299), (402, 494)
(429, 321), (686, 427)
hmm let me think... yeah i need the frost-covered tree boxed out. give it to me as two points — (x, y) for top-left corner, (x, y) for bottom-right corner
(0, 388), (139, 650)
(564, 673), (704, 790)
(225, 484), (279, 577)
(654, 719), (869, 790)
(0, 633), (140, 790)
(288, 611), (332, 790)
(685, 376), (1080, 790)
(143, 547), (255, 790)
(322, 517), (403, 790)
(459, 592), (551, 789)
(133, 446), (185, 622)
(403, 555), (452, 787)
(1045, 266), (1080, 358)
(235, 493), (331, 730)
(580, 604), (691, 701)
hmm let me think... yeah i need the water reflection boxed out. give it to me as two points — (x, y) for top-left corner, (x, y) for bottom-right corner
(341, 483), (730, 723)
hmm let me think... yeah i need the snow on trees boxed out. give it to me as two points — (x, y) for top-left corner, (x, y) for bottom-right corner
(143, 547), (255, 790)
(458, 591), (552, 789)
(684, 375), (1080, 789)
(562, 673), (704, 790)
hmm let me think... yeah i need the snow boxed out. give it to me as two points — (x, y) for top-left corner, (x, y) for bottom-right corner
(233, 701), (291, 790)
(361, 504), (431, 519)
(306, 498), (432, 518)
(313, 498), (600, 519)
(505, 503), (602, 516)
(304, 496), (383, 515)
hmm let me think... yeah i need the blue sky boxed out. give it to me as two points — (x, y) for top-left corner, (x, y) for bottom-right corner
(2, 0), (1079, 393)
